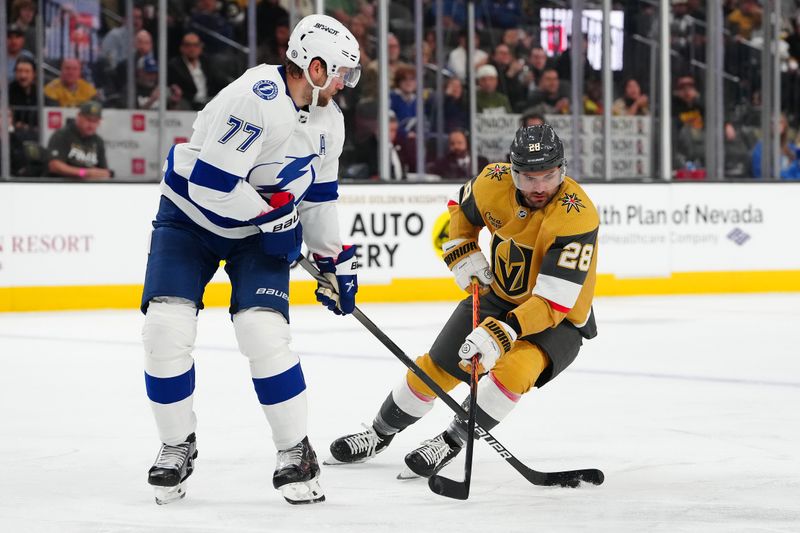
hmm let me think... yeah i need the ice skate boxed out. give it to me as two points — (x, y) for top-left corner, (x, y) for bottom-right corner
(273, 436), (325, 504)
(326, 424), (395, 465)
(400, 431), (462, 479)
(147, 433), (198, 505)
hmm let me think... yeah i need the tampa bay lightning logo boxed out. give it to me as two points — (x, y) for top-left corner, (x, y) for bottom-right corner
(253, 80), (278, 100)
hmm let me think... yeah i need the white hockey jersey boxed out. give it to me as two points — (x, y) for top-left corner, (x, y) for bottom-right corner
(160, 64), (345, 256)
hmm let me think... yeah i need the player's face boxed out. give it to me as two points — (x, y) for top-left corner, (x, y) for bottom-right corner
(512, 166), (562, 209)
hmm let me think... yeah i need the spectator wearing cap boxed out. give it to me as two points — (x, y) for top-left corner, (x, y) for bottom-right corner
(476, 64), (512, 113)
(135, 55), (161, 109)
(672, 74), (704, 131)
(168, 32), (225, 110)
(44, 58), (98, 108)
(8, 57), (38, 140)
(47, 101), (113, 179)
(6, 23), (34, 83)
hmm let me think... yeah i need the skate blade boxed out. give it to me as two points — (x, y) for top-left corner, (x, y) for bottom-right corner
(154, 482), (187, 505)
(280, 479), (325, 505)
(396, 466), (421, 480)
(323, 455), (369, 466)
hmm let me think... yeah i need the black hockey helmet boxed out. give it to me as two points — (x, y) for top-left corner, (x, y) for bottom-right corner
(509, 124), (565, 173)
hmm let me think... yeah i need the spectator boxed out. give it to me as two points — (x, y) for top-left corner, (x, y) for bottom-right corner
(427, 129), (488, 181)
(352, 111), (407, 180)
(100, 6), (144, 69)
(6, 24), (34, 84)
(522, 46), (550, 96)
(727, 0), (763, 40)
(502, 28), (529, 59)
(367, 33), (410, 89)
(9, 57), (38, 140)
(442, 76), (468, 132)
(258, 19), (290, 65)
(724, 121), (752, 178)
(524, 68), (570, 115)
(490, 43), (526, 110)
(554, 33), (597, 82)
(10, 0), (37, 52)
(47, 101), (113, 179)
(476, 64), (512, 113)
(671, 0), (699, 72)
(672, 74), (704, 132)
(752, 113), (800, 179)
(583, 78), (603, 115)
(190, 0), (234, 56)
(612, 78), (650, 116)
(134, 55), (160, 109)
(257, 0), (290, 51)
(168, 32), (225, 111)
(107, 29), (155, 107)
(447, 30), (489, 81)
(44, 58), (98, 107)
(520, 112), (545, 127)
(349, 14), (375, 66)
(390, 66), (422, 141)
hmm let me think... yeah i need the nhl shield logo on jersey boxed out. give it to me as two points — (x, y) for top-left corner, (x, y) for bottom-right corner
(253, 80), (279, 100)
(560, 192), (585, 213)
(490, 234), (534, 298)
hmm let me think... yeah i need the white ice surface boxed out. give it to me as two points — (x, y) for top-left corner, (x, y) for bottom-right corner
(1, 294), (799, 532)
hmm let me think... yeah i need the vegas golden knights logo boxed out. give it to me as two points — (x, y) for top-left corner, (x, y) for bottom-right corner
(491, 234), (534, 297)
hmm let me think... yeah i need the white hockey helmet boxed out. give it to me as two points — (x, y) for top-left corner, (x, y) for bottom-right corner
(287, 14), (361, 89)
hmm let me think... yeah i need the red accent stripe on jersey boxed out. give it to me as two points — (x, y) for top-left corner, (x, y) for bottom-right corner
(546, 298), (572, 313)
(406, 379), (435, 402)
(489, 372), (521, 402)
(447, 199), (458, 206)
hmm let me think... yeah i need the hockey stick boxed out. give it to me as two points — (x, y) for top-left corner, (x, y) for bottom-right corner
(427, 279), (481, 499)
(299, 254), (604, 488)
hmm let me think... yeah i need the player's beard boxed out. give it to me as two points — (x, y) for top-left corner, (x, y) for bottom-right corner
(521, 189), (556, 210)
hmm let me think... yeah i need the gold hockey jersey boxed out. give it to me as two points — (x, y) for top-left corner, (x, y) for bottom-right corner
(447, 162), (599, 338)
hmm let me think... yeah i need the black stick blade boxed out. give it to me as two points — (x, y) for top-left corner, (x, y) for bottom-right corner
(428, 474), (469, 500)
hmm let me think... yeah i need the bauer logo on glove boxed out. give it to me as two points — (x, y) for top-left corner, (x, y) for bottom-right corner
(314, 245), (359, 315)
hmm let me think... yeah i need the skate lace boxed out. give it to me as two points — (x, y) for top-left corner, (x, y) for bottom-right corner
(276, 443), (303, 470)
(417, 435), (451, 467)
(154, 442), (190, 469)
(344, 423), (380, 457)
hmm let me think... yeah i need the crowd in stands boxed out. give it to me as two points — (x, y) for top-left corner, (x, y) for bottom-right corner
(5, 0), (800, 180)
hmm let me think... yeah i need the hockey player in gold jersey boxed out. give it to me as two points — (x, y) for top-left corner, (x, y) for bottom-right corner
(329, 124), (599, 478)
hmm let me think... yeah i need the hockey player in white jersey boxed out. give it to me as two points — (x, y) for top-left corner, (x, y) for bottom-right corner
(140, 14), (360, 505)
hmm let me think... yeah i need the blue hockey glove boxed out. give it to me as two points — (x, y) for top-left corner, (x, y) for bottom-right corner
(251, 191), (302, 263)
(314, 246), (359, 315)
